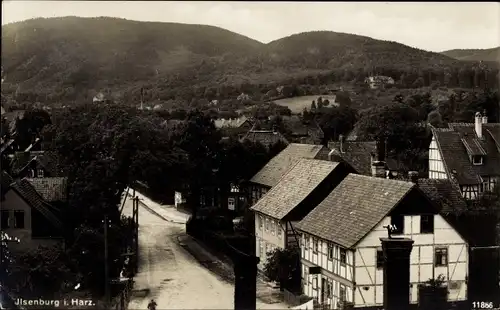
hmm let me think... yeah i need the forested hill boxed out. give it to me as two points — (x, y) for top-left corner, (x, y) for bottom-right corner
(1, 17), (497, 105)
(441, 47), (500, 62)
(262, 31), (459, 70)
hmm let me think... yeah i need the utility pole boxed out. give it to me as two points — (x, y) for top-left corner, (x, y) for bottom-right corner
(132, 197), (139, 274)
(104, 215), (110, 305)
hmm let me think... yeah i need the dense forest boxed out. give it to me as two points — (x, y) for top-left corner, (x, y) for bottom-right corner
(1, 17), (499, 108)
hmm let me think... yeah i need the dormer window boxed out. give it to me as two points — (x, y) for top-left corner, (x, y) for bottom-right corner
(37, 169), (44, 178)
(472, 155), (483, 165)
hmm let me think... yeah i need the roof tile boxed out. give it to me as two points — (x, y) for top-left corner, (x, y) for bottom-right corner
(250, 143), (329, 187)
(251, 159), (340, 220)
(297, 174), (414, 248)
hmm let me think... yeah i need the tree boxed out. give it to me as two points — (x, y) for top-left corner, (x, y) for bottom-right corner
(356, 104), (430, 173)
(427, 110), (444, 128)
(318, 106), (358, 142)
(263, 247), (301, 292)
(335, 91), (352, 107)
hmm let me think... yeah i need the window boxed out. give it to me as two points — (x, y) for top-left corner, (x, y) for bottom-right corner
(271, 220), (275, 235)
(327, 282), (333, 298)
(1, 210), (10, 228)
(37, 169), (44, 178)
(277, 224), (282, 239)
(420, 215), (434, 234)
(472, 155), (483, 165)
(391, 215), (404, 234)
(29, 169), (35, 178)
(313, 238), (319, 253)
(252, 190), (257, 203)
(228, 197), (235, 210)
(339, 285), (346, 303)
(340, 249), (347, 265)
(265, 218), (269, 232)
(435, 248), (448, 266)
(258, 215), (263, 230)
(305, 236), (310, 250)
(376, 250), (384, 269)
(259, 241), (264, 258)
(327, 245), (334, 260)
(14, 211), (25, 229)
(312, 276), (318, 289)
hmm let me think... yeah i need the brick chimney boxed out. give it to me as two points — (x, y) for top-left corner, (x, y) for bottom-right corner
(475, 112), (482, 139)
(482, 110), (488, 124)
(371, 139), (386, 178)
(380, 237), (414, 310)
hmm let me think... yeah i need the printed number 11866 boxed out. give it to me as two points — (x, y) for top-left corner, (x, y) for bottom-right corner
(472, 301), (494, 309)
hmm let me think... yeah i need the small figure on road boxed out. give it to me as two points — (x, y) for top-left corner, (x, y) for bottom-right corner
(147, 299), (157, 310)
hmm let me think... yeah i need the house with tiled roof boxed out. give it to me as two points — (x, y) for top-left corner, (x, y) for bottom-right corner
(429, 111), (500, 200)
(296, 174), (469, 308)
(328, 137), (377, 176)
(247, 143), (330, 206)
(250, 159), (355, 271)
(1, 178), (64, 253)
(417, 177), (499, 303)
(14, 150), (66, 179)
(214, 116), (253, 139)
(282, 116), (324, 145)
(240, 130), (289, 150)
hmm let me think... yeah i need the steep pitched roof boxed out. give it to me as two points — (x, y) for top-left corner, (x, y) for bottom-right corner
(249, 143), (328, 187)
(432, 123), (500, 184)
(27, 177), (68, 202)
(241, 130), (289, 149)
(14, 151), (67, 177)
(10, 178), (63, 230)
(1, 170), (13, 196)
(417, 179), (467, 215)
(251, 159), (340, 220)
(296, 174), (414, 248)
(327, 141), (376, 175)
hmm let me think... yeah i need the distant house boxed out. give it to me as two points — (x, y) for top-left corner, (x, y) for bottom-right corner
(296, 174), (469, 308)
(429, 112), (499, 199)
(327, 137), (377, 176)
(93, 92), (106, 103)
(364, 76), (395, 89)
(247, 143), (331, 206)
(13, 151), (66, 179)
(1, 178), (64, 253)
(214, 116), (253, 139)
(251, 159), (355, 271)
(237, 93), (251, 101)
(240, 130), (289, 149)
(282, 116), (324, 145)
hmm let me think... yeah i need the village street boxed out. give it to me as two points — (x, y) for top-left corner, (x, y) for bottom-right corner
(121, 189), (289, 310)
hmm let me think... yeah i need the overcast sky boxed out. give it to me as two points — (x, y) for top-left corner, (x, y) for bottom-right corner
(2, 1), (499, 52)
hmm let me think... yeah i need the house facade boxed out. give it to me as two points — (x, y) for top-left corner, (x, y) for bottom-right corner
(251, 159), (354, 270)
(247, 143), (331, 206)
(429, 112), (500, 200)
(364, 76), (395, 89)
(297, 174), (468, 309)
(1, 178), (64, 253)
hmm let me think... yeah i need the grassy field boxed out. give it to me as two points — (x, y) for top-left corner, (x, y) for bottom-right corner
(273, 95), (338, 114)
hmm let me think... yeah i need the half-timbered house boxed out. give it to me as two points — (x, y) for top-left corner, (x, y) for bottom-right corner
(250, 159), (354, 271)
(429, 111), (500, 200)
(296, 174), (469, 309)
(246, 143), (330, 206)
